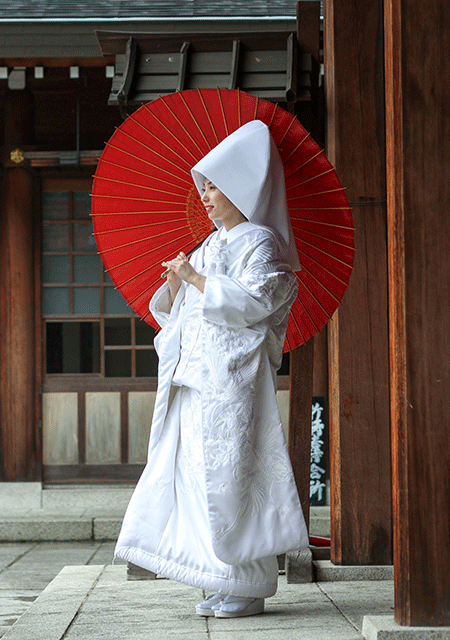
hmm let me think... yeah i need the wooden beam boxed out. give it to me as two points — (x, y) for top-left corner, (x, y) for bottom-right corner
(385, 0), (450, 626)
(176, 41), (191, 92)
(228, 39), (241, 90)
(97, 30), (297, 56)
(324, 0), (392, 565)
(116, 36), (138, 113)
(286, 32), (298, 102)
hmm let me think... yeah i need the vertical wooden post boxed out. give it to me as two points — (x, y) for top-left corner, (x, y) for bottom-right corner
(0, 90), (39, 481)
(385, 0), (450, 625)
(324, 0), (392, 564)
(288, 341), (314, 530)
(285, 1), (322, 532)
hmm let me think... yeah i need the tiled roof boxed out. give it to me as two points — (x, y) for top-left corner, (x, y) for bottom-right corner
(0, 0), (298, 20)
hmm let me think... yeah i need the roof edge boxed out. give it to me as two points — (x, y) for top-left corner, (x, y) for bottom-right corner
(0, 16), (296, 24)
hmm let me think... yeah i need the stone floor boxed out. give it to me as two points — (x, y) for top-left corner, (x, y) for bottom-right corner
(0, 541), (122, 638)
(0, 544), (396, 640)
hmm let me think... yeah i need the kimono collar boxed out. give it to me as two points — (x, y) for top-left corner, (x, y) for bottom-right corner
(219, 221), (254, 244)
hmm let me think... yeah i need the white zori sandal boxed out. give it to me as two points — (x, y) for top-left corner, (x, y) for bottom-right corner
(212, 595), (265, 618)
(195, 593), (225, 617)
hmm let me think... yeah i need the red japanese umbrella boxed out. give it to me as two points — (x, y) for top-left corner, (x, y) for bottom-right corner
(91, 88), (354, 351)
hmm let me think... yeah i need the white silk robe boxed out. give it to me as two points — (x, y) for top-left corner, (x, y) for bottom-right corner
(114, 222), (309, 593)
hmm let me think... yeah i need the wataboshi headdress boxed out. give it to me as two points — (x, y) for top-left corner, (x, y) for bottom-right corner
(191, 120), (301, 271)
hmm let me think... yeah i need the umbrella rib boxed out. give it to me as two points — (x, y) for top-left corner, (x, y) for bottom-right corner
(159, 95), (205, 156)
(97, 158), (191, 189)
(287, 187), (347, 201)
(92, 194), (185, 204)
(297, 237), (354, 268)
(217, 88), (229, 136)
(294, 279), (321, 332)
(114, 235), (195, 287)
(106, 246), (158, 270)
(127, 112), (195, 169)
(297, 274), (334, 321)
(289, 205), (352, 211)
(286, 149), (325, 179)
(117, 127), (190, 173)
(128, 238), (194, 304)
(95, 222), (186, 236)
(283, 132), (311, 164)
(98, 228), (190, 254)
(253, 95), (259, 121)
(115, 262), (166, 288)
(269, 103), (278, 127)
(278, 115), (296, 147)
(94, 175), (187, 198)
(285, 167), (335, 188)
(288, 309), (307, 345)
(177, 90), (212, 151)
(296, 247), (349, 287)
(197, 88), (219, 144)
(298, 228), (355, 251)
(291, 217), (354, 230)
(284, 331), (293, 351)
(103, 142), (192, 186)
(238, 88), (241, 128)
(91, 210), (185, 217)
(298, 262), (341, 304)
(142, 103), (199, 163)
(105, 233), (194, 270)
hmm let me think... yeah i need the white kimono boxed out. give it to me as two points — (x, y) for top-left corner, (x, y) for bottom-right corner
(114, 221), (309, 597)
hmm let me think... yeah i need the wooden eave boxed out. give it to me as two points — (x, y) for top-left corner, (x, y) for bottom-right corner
(96, 30), (313, 112)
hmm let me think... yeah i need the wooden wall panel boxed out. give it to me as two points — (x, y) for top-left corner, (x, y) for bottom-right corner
(128, 391), (155, 464)
(42, 393), (78, 465)
(324, 0), (392, 564)
(85, 392), (121, 464)
(385, 0), (450, 625)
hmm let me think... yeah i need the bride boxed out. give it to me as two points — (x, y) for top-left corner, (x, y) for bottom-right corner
(114, 120), (308, 618)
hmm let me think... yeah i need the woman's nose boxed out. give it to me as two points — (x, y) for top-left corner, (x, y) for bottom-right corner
(201, 191), (208, 202)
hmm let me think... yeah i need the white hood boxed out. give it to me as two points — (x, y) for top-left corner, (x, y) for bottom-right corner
(191, 120), (301, 271)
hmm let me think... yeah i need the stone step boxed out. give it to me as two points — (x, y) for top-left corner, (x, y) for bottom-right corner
(0, 484), (331, 542)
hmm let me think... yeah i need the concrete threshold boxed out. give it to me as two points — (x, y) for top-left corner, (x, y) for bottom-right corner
(363, 616), (450, 639)
(314, 561), (394, 582)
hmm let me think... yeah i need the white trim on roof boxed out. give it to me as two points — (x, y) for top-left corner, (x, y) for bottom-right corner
(0, 16), (296, 23)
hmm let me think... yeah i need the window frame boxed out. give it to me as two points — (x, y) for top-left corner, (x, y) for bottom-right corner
(41, 178), (158, 380)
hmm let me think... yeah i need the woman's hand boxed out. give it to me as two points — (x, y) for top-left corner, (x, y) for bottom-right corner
(163, 268), (182, 303)
(161, 252), (206, 295)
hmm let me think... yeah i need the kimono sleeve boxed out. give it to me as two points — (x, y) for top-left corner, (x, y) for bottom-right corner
(202, 235), (298, 328)
(148, 282), (173, 328)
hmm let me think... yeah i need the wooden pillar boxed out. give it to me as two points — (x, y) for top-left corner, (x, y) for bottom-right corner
(285, 1), (322, 533)
(324, 0), (392, 564)
(0, 90), (40, 481)
(288, 341), (314, 530)
(385, 0), (450, 626)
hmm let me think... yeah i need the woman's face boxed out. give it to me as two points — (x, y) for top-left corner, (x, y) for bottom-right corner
(201, 180), (245, 230)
